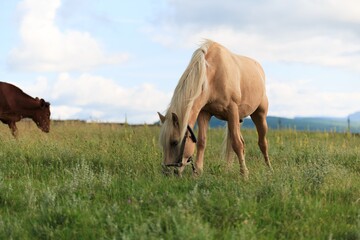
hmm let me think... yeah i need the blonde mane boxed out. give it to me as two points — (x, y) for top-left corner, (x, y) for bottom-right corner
(160, 40), (212, 146)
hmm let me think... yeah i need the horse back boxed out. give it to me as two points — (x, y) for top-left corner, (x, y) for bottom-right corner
(0, 82), (38, 120)
(204, 42), (267, 118)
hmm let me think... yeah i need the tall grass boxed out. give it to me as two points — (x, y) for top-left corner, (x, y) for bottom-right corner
(0, 121), (359, 239)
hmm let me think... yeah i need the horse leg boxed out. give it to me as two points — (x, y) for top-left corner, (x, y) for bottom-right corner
(8, 122), (18, 138)
(194, 111), (211, 175)
(228, 104), (248, 178)
(224, 122), (244, 166)
(240, 132), (245, 156)
(251, 100), (273, 171)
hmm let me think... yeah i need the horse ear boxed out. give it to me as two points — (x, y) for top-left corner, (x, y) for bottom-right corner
(157, 112), (166, 124)
(39, 98), (50, 108)
(171, 112), (179, 128)
(40, 98), (45, 107)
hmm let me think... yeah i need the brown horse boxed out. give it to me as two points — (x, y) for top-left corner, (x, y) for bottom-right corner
(158, 40), (272, 178)
(0, 82), (51, 137)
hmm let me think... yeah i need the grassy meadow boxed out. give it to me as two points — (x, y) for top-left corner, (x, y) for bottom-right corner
(0, 121), (359, 239)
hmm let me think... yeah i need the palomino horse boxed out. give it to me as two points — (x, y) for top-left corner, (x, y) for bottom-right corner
(158, 40), (272, 178)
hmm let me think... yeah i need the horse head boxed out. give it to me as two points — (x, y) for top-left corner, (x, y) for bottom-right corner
(158, 112), (197, 175)
(33, 98), (51, 133)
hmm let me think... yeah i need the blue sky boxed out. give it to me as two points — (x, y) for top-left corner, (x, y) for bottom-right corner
(1, 0), (360, 123)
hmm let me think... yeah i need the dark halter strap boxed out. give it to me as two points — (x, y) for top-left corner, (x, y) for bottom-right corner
(187, 125), (197, 143)
(165, 125), (197, 168)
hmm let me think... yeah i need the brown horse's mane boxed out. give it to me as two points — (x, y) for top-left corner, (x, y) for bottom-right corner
(160, 40), (212, 146)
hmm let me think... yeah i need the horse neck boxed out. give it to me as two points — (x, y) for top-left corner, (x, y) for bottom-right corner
(23, 108), (39, 119)
(19, 96), (40, 110)
(14, 94), (41, 119)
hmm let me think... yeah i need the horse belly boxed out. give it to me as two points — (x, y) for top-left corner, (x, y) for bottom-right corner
(238, 103), (257, 119)
(202, 102), (228, 121)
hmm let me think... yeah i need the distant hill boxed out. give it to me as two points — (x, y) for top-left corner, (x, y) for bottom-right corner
(209, 115), (360, 133)
(155, 112), (360, 133)
(349, 112), (360, 121)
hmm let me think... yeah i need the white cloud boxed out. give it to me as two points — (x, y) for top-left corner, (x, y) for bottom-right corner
(8, 0), (128, 72)
(215, 29), (360, 70)
(267, 80), (360, 118)
(51, 105), (82, 120)
(147, 0), (360, 71)
(48, 73), (360, 122)
(44, 73), (171, 123)
(317, 0), (360, 23)
(52, 73), (170, 110)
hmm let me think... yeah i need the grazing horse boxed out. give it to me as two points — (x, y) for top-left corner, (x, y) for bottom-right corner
(0, 82), (51, 137)
(158, 40), (272, 178)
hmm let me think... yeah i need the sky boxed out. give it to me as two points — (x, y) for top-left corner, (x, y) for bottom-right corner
(1, 0), (360, 123)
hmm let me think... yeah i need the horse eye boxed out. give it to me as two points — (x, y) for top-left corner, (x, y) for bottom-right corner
(170, 140), (179, 147)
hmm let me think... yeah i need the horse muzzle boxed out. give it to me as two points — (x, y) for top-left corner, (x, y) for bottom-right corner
(163, 162), (183, 168)
(162, 157), (195, 176)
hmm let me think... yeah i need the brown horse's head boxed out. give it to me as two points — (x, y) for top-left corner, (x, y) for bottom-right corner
(33, 98), (51, 133)
(158, 112), (196, 175)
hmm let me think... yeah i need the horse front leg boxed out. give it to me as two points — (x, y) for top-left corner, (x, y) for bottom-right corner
(194, 111), (211, 175)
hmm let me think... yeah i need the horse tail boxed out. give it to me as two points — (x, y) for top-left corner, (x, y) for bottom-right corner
(223, 122), (244, 164)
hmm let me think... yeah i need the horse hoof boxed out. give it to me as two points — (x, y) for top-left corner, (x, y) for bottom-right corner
(240, 169), (249, 180)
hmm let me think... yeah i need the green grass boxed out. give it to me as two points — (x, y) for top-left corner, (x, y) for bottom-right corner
(0, 121), (359, 239)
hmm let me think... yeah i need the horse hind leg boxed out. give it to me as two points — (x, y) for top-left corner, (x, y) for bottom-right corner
(227, 104), (249, 178)
(240, 133), (245, 156)
(251, 107), (273, 171)
(224, 121), (245, 164)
